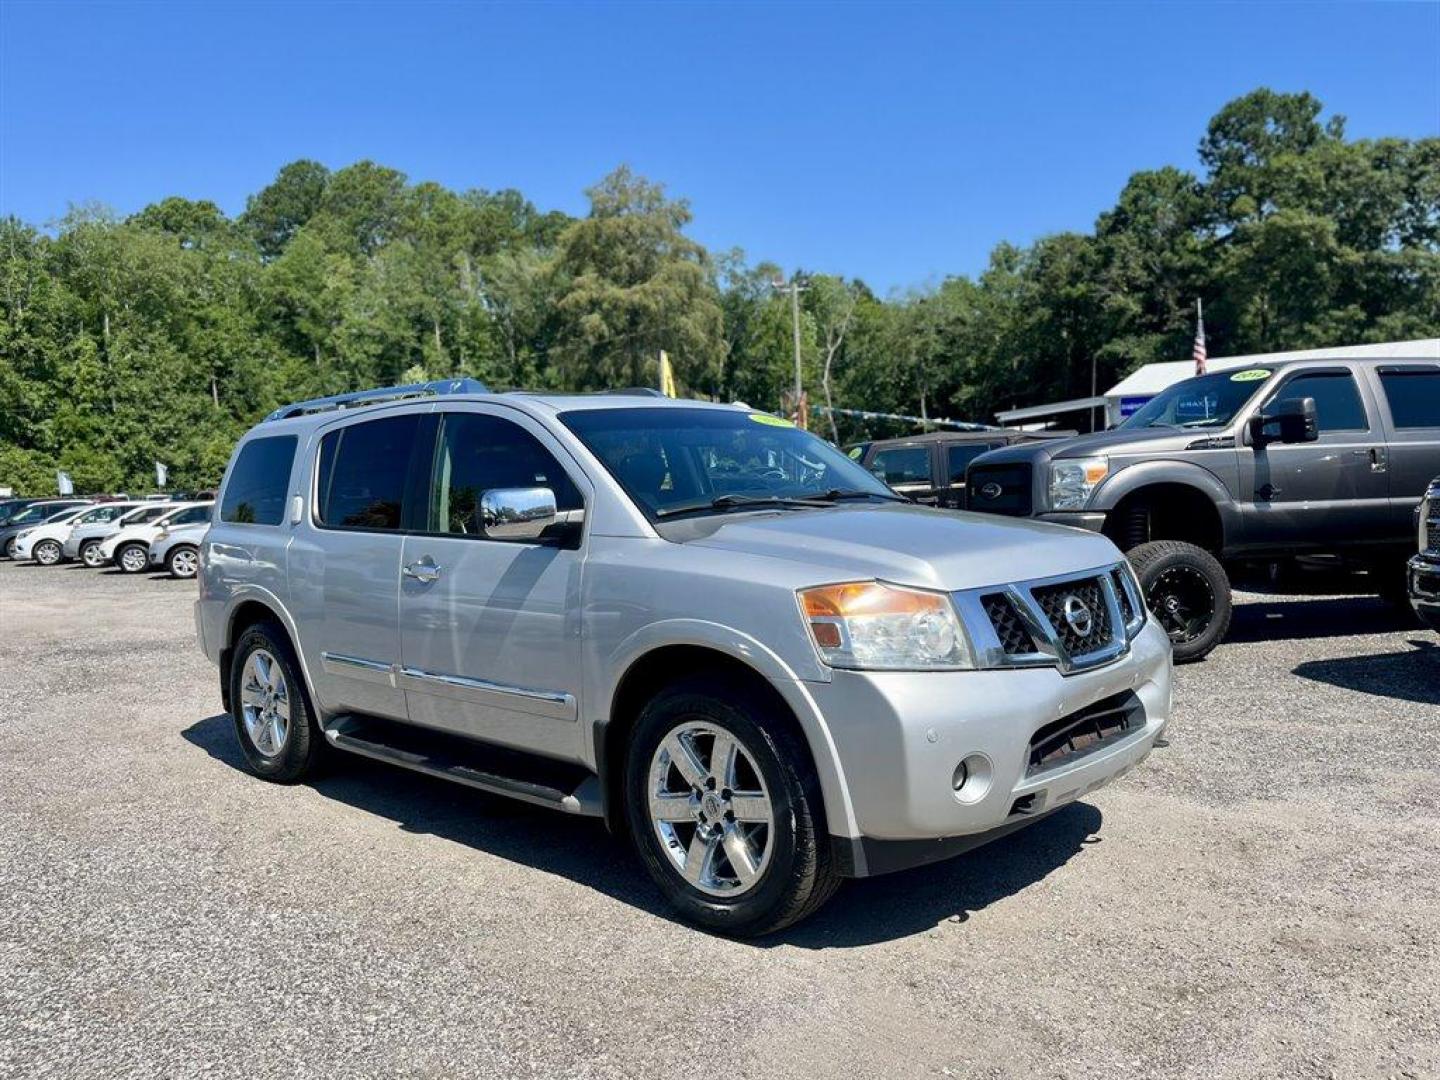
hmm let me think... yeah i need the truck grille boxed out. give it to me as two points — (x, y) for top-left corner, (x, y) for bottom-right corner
(959, 561), (1143, 674)
(1027, 691), (1144, 776)
(965, 463), (1032, 516)
(1032, 577), (1113, 655)
(1428, 519), (1439, 553)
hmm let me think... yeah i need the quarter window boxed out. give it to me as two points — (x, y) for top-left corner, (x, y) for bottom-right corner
(316, 415), (422, 531)
(428, 413), (581, 536)
(1378, 369), (1440, 429)
(868, 447), (931, 486)
(221, 436), (297, 525)
(1268, 373), (1368, 432)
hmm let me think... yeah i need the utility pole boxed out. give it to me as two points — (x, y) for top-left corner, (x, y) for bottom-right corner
(770, 273), (809, 427)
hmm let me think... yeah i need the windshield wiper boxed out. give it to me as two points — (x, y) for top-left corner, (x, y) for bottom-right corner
(816, 488), (907, 503)
(655, 494), (837, 519)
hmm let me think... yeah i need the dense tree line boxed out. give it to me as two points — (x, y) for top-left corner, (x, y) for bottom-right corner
(1, 89), (1436, 494)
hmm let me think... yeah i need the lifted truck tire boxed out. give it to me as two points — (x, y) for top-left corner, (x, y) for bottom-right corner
(1128, 540), (1232, 664)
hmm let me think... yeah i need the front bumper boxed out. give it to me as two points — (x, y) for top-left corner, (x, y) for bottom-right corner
(11, 536), (37, 559)
(1410, 554), (1440, 632)
(808, 618), (1172, 876)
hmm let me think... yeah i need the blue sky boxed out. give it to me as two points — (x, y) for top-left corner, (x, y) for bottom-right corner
(1, 1), (1437, 293)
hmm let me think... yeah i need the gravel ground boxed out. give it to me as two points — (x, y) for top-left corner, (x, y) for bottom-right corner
(1, 559), (1437, 1080)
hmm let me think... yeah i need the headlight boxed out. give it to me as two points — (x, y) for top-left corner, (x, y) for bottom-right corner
(1422, 490), (1433, 551)
(799, 581), (973, 670)
(14, 529), (32, 541)
(1048, 456), (1109, 510)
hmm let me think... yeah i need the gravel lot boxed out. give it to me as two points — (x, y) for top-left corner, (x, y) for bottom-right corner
(2, 559), (1437, 1080)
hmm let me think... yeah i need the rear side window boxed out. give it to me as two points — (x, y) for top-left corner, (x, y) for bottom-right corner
(1270, 373), (1368, 432)
(1379, 369), (1440, 429)
(222, 436), (296, 525)
(947, 443), (1001, 483)
(316, 415), (422, 531)
(868, 447), (931, 486)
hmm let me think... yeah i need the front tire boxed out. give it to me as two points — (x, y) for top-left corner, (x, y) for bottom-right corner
(166, 544), (199, 579)
(3, 537), (15, 559)
(624, 677), (839, 936)
(33, 539), (62, 565)
(80, 540), (107, 568)
(116, 542), (150, 574)
(229, 621), (325, 782)
(1128, 539), (1232, 663)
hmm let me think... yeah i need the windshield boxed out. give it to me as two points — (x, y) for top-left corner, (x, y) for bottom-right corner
(1121, 369), (1273, 430)
(9, 504), (66, 525)
(560, 407), (899, 520)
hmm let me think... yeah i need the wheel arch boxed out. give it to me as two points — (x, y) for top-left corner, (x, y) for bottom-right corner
(1093, 465), (1236, 555)
(217, 592), (319, 716)
(596, 630), (858, 841)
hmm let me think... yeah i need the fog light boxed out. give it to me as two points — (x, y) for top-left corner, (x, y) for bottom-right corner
(951, 753), (993, 805)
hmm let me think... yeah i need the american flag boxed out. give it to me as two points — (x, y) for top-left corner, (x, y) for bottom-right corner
(1192, 299), (1207, 376)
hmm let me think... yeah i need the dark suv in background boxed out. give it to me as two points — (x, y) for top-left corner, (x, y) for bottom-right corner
(853, 430), (1064, 509)
(1411, 476), (1440, 632)
(966, 355), (1440, 661)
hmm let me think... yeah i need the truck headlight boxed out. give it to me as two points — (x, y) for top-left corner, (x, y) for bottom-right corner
(1048, 456), (1109, 511)
(799, 581), (973, 670)
(1422, 489), (1433, 551)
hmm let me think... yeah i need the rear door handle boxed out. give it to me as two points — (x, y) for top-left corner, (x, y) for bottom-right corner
(402, 558), (442, 583)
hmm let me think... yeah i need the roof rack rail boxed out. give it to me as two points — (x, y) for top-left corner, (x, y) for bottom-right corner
(603, 387), (666, 397)
(263, 378), (489, 422)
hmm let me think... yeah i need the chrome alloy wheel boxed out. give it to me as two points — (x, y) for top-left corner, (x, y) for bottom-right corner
(34, 540), (61, 565)
(239, 649), (291, 758)
(647, 722), (774, 897)
(119, 545), (149, 573)
(170, 548), (198, 577)
(81, 542), (106, 568)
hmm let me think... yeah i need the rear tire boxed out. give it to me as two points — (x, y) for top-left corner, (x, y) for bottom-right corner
(166, 544), (199, 579)
(116, 542), (150, 574)
(33, 539), (62, 565)
(1128, 540), (1232, 663)
(229, 621), (326, 783)
(624, 676), (839, 937)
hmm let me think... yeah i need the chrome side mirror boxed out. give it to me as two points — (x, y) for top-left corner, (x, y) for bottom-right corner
(479, 487), (558, 541)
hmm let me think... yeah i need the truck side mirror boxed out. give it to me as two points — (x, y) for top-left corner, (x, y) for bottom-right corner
(1251, 397), (1318, 446)
(478, 487), (558, 541)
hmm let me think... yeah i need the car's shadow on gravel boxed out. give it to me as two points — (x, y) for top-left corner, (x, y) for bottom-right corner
(1293, 637), (1438, 706)
(1226, 594), (1418, 643)
(182, 712), (1102, 948)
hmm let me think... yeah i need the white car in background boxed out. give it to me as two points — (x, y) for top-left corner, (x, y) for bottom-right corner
(17, 502), (142, 565)
(99, 502), (214, 574)
(65, 502), (173, 567)
(10, 504), (104, 564)
(149, 520), (210, 578)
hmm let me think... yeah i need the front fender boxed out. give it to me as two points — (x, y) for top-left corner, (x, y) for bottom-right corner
(1090, 460), (1240, 544)
(594, 619), (861, 839)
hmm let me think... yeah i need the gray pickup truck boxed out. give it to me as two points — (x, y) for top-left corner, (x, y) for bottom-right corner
(967, 355), (1440, 661)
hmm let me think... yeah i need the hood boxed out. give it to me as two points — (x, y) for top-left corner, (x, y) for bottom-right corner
(972, 424), (1231, 467)
(680, 503), (1121, 592)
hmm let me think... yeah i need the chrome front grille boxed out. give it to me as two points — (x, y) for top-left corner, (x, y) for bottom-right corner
(955, 561), (1146, 675)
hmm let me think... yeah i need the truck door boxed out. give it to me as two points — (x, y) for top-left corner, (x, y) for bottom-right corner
(1371, 364), (1440, 534)
(1237, 367), (1391, 549)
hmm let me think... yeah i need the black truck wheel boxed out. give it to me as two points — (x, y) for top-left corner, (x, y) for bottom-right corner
(1128, 540), (1232, 663)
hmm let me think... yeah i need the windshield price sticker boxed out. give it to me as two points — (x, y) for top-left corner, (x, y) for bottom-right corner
(749, 413), (795, 428)
(1229, 369), (1271, 382)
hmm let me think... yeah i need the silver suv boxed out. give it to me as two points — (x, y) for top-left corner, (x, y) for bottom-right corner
(198, 380), (1173, 934)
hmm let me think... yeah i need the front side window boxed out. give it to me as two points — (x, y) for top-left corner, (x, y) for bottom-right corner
(947, 443), (1001, 483)
(222, 436), (297, 525)
(78, 505), (127, 524)
(1379, 369), (1440, 429)
(1267, 372), (1368, 432)
(167, 505), (214, 527)
(560, 407), (897, 520)
(316, 414), (422, 531)
(428, 413), (582, 536)
(868, 447), (932, 486)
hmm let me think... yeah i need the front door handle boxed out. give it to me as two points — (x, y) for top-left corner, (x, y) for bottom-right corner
(402, 558), (442, 583)
(1369, 447), (1388, 473)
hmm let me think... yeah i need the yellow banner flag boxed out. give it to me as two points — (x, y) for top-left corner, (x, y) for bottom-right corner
(659, 350), (678, 398)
